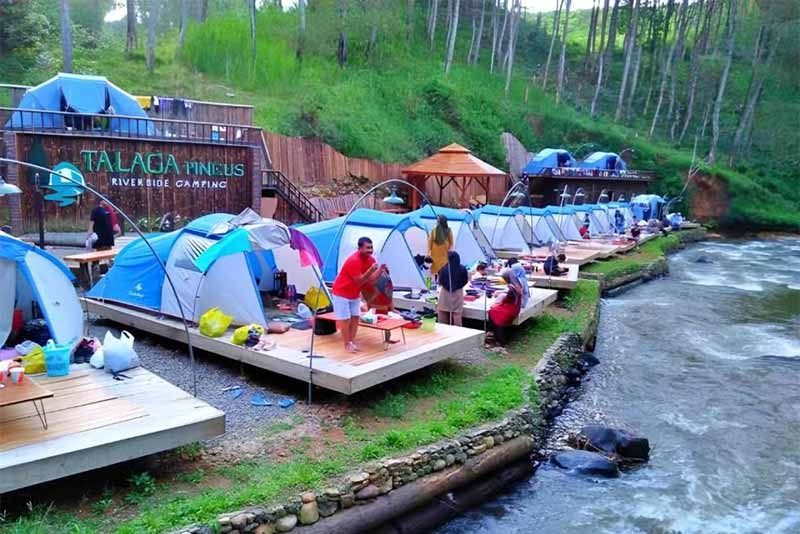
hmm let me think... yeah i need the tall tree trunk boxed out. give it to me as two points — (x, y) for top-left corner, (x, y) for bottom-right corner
(504, 0), (521, 96)
(590, 51), (605, 117)
(598, 0), (609, 62)
(665, 0), (690, 137)
(178, 0), (189, 53)
(145, 0), (157, 72)
(625, 45), (643, 120)
(297, 0), (306, 61)
(429, 0), (439, 49)
(707, 0), (737, 165)
(407, 0), (415, 42)
(602, 0), (620, 84)
(126, 0), (137, 53)
(494, 0), (510, 74)
(445, 0), (461, 74)
(678, 0), (712, 144)
(472, 0), (486, 64)
(730, 27), (777, 164)
(446, 0), (453, 47)
(200, 0), (208, 22)
(541, 0), (563, 90)
(585, 0), (598, 70)
(248, 0), (257, 64)
(614, 0), (638, 121)
(555, 0), (572, 104)
(649, 0), (687, 136)
(59, 0), (73, 73)
(467, 1), (478, 62)
(489, 0), (499, 71)
(337, 0), (347, 68)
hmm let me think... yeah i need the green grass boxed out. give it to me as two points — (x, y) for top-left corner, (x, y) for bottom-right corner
(582, 235), (682, 280)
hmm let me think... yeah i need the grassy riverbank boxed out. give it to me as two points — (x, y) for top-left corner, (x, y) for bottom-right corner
(3, 282), (599, 534)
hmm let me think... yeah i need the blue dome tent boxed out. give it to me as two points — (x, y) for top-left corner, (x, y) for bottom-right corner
(630, 194), (666, 221)
(607, 201), (634, 227)
(87, 211), (323, 326)
(0, 232), (83, 346)
(544, 206), (583, 241)
(406, 205), (495, 267)
(516, 207), (566, 244)
(473, 205), (534, 253)
(521, 149), (576, 176)
(573, 204), (612, 234)
(578, 152), (627, 173)
(298, 209), (428, 290)
(4, 73), (155, 135)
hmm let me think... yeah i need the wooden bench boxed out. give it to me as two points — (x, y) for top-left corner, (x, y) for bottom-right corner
(63, 249), (120, 286)
(317, 312), (410, 350)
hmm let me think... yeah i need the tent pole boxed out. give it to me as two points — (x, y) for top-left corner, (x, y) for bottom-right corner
(0, 158), (199, 398)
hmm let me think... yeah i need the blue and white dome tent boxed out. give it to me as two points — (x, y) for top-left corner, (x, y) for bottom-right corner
(87, 210), (325, 327)
(572, 204), (613, 235)
(473, 205), (534, 253)
(544, 206), (584, 241)
(607, 201), (635, 227)
(405, 205), (495, 267)
(521, 149), (577, 176)
(630, 194), (666, 221)
(0, 232), (83, 346)
(577, 152), (628, 173)
(298, 209), (428, 290)
(4, 73), (155, 135)
(516, 207), (567, 245)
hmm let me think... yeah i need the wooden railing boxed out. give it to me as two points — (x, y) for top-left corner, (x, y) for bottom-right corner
(525, 167), (655, 181)
(0, 107), (261, 146)
(262, 169), (323, 223)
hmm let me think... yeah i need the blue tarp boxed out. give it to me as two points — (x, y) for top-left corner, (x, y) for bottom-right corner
(577, 152), (627, 171)
(544, 205), (577, 215)
(473, 204), (524, 218)
(5, 73), (155, 135)
(521, 149), (576, 176)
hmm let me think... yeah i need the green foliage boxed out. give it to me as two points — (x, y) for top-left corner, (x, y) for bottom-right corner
(125, 472), (157, 505)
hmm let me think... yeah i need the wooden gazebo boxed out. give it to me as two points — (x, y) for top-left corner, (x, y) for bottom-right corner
(401, 143), (508, 209)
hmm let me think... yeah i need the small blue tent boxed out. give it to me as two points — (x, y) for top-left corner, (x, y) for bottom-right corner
(4, 73), (155, 135)
(521, 149), (576, 176)
(630, 194), (665, 221)
(572, 204), (612, 234)
(516, 207), (566, 244)
(473, 205), (533, 252)
(407, 205), (494, 265)
(0, 232), (83, 346)
(578, 152), (627, 172)
(545, 206), (583, 241)
(298, 209), (427, 289)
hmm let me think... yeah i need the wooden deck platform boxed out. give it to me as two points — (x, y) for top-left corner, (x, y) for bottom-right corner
(83, 299), (484, 395)
(526, 245), (605, 265)
(392, 287), (558, 326)
(0, 365), (224, 493)
(526, 263), (580, 289)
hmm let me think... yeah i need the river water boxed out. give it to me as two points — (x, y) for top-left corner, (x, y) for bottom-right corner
(438, 238), (800, 534)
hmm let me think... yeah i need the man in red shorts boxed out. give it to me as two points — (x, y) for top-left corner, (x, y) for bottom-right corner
(331, 237), (385, 353)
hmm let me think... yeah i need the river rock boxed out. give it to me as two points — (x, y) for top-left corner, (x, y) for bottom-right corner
(299, 501), (319, 525)
(355, 484), (380, 500)
(275, 514), (297, 532)
(579, 352), (600, 368)
(578, 425), (650, 461)
(551, 450), (620, 478)
(694, 255), (713, 264)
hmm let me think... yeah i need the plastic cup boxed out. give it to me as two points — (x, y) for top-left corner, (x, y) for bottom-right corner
(10, 367), (24, 384)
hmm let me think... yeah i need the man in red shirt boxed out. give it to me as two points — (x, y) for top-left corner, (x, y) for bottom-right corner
(332, 237), (384, 353)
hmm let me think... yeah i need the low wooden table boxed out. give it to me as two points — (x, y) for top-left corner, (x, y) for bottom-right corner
(317, 312), (410, 350)
(63, 249), (120, 286)
(0, 377), (53, 430)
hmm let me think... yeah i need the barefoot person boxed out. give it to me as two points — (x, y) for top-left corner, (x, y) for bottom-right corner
(331, 237), (383, 353)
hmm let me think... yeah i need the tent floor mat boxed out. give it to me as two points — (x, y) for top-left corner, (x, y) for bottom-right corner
(0, 365), (224, 493)
(81, 299), (484, 395)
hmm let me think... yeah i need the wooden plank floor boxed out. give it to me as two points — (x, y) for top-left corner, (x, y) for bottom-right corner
(526, 263), (580, 289)
(82, 299), (484, 395)
(0, 365), (224, 493)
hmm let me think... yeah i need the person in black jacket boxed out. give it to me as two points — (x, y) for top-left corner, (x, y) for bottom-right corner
(437, 251), (468, 326)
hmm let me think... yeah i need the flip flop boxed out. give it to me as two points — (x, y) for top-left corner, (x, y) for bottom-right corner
(225, 386), (243, 400)
(278, 399), (295, 409)
(250, 393), (272, 407)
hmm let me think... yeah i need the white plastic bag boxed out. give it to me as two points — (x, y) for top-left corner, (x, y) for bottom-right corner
(103, 330), (139, 374)
(85, 232), (98, 250)
(89, 344), (105, 369)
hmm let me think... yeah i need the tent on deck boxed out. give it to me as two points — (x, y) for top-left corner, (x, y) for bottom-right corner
(402, 144), (508, 209)
(521, 149), (577, 176)
(298, 209), (427, 290)
(516, 207), (566, 244)
(4, 73), (155, 135)
(607, 202), (635, 227)
(578, 152), (627, 173)
(87, 211), (323, 326)
(544, 206), (584, 241)
(630, 194), (666, 221)
(405, 205), (495, 267)
(0, 232), (83, 347)
(573, 205), (613, 235)
(473, 205), (533, 253)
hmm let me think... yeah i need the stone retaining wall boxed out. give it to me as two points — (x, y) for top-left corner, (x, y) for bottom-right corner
(173, 332), (590, 534)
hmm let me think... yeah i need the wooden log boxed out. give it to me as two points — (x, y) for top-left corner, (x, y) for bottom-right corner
(296, 435), (536, 534)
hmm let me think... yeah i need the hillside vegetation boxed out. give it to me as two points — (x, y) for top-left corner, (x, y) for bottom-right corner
(1, 0), (798, 230)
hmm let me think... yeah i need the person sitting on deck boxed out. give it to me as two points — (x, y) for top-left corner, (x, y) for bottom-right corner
(428, 215), (453, 276)
(630, 219), (642, 242)
(331, 236), (385, 353)
(437, 251), (468, 327)
(506, 258), (530, 307)
(543, 254), (568, 276)
(487, 269), (522, 346)
(579, 224), (590, 239)
(471, 261), (488, 281)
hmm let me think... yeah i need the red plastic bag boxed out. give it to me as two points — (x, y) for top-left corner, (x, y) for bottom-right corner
(361, 270), (394, 312)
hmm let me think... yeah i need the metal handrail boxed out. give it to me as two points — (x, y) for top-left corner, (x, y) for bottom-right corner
(525, 167), (655, 181)
(262, 169), (323, 223)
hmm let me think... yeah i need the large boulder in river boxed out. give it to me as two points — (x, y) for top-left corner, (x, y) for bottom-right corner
(551, 450), (620, 478)
(694, 255), (713, 264)
(577, 425), (650, 462)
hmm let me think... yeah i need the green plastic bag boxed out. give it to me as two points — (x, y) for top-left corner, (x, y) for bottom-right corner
(199, 307), (233, 337)
(231, 324), (265, 345)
